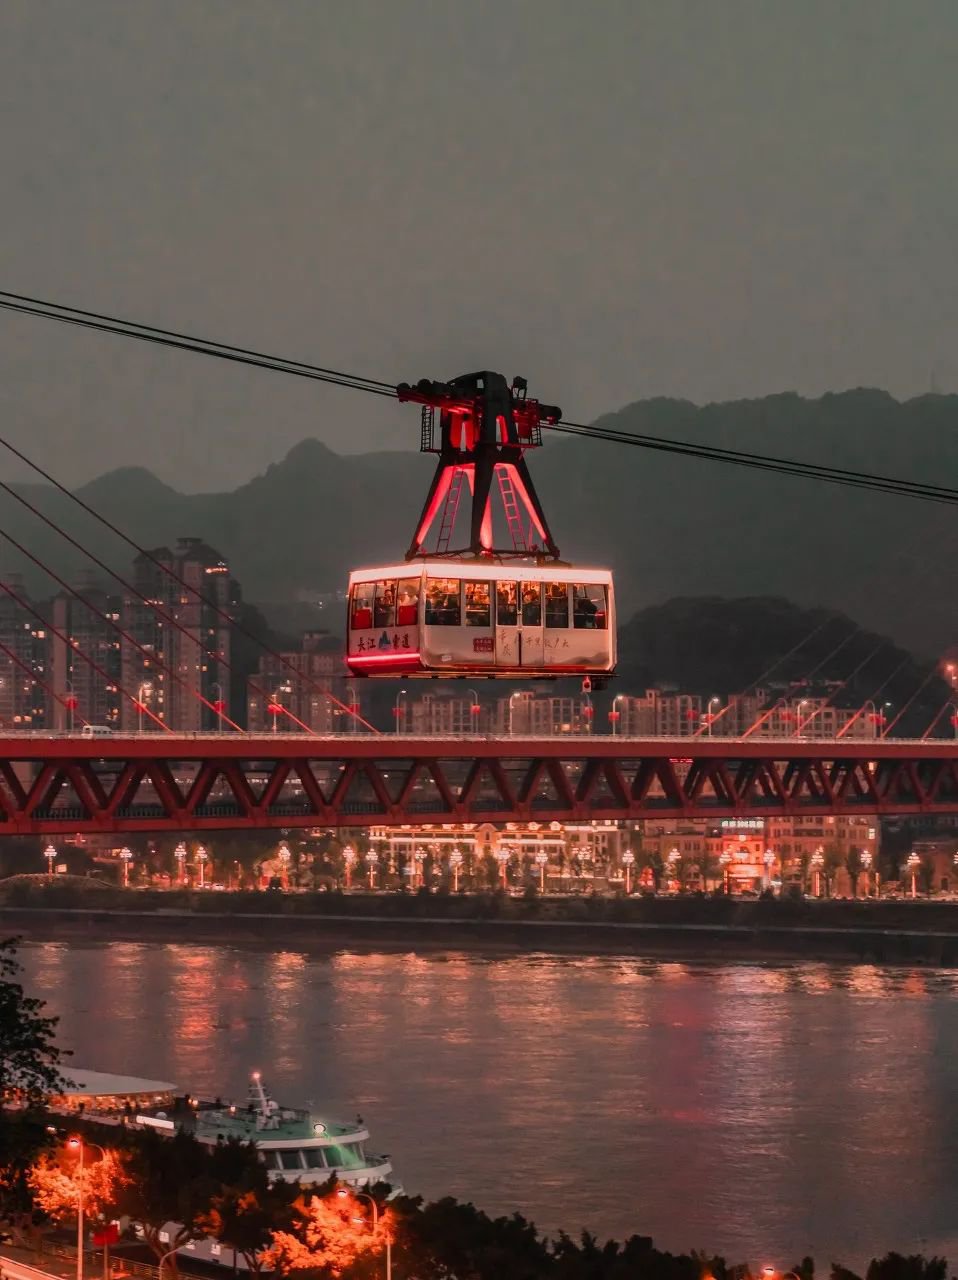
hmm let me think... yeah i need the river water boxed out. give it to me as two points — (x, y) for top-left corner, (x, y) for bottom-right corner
(17, 942), (958, 1268)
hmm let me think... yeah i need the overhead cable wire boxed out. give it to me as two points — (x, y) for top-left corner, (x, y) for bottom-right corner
(2, 289), (958, 506)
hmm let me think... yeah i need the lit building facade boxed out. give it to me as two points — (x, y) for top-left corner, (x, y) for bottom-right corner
(48, 580), (122, 730)
(0, 572), (47, 728)
(247, 632), (344, 733)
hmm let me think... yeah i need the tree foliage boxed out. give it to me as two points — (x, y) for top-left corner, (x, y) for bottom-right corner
(265, 1187), (392, 1277)
(0, 935), (67, 1103)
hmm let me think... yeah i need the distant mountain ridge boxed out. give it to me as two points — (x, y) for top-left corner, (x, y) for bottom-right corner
(1, 388), (956, 655)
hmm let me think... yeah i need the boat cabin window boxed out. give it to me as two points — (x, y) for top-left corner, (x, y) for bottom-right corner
(464, 581), (491, 627)
(573, 584), (607, 629)
(397, 578), (420, 627)
(496, 581), (517, 626)
(351, 582), (375, 630)
(304, 1148), (328, 1169)
(545, 583), (570, 628)
(521, 582), (541, 626)
(279, 1149), (304, 1170)
(425, 577), (461, 626)
(374, 580), (397, 628)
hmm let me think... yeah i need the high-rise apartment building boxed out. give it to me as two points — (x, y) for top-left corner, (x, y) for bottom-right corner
(48, 578), (122, 730)
(0, 572), (46, 728)
(247, 631), (343, 733)
(120, 538), (237, 731)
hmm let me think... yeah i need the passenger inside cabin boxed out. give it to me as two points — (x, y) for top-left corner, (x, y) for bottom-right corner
(521, 584), (541, 626)
(465, 582), (491, 626)
(497, 582), (518, 626)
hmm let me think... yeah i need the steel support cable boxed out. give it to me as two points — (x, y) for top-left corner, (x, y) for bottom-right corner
(0, 296), (396, 397)
(738, 624), (864, 740)
(551, 420), (958, 505)
(0, 439), (380, 735)
(0, 632), (87, 729)
(791, 638), (893, 736)
(881, 663), (937, 739)
(3, 289), (958, 505)
(0, 578), (170, 731)
(0, 523), (246, 732)
(691, 615), (840, 738)
(0, 476), (322, 735)
(835, 656), (912, 739)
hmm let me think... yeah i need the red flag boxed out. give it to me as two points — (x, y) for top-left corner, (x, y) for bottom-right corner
(92, 1224), (120, 1247)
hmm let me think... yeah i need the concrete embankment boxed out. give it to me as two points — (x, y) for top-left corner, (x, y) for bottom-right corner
(4, 902), (958, 964)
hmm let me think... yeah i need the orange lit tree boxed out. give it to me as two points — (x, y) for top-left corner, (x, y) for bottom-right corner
(28, 1145), (127, 1225)
(266, 1187), (392, 1277)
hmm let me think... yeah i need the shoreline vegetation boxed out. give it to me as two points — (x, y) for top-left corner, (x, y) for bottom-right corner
(4, 886), (958, 962)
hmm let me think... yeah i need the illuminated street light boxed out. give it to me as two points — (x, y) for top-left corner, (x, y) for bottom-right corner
(495, 847), (510, 889)
(467, 689), (481, 731)
(44, 843), (57, 878)
(811, 847), (825, 898)
(763, 848), (776, 891)
(449, 849), (463, 892)
(336, 1187), (391, 1280)
(393, 688), (407, 735)
(119, 846), (133, 889)
(365, 849), (379, 889)
(534, 848), (548, 893)
(706, 696), (721, 736)
(906, 850), (920, 899)
(66, 1136), (108, 1280)
(719, 849), (731, 894)
(860, 849), (874, 897)
(174, 841), (188, 885)
(609, 692), (627, 736)
(621, 849), (635, 895)
(413, 846), (427, 888)
(196, 845), (209, 889)
(343, 844), (356, 890)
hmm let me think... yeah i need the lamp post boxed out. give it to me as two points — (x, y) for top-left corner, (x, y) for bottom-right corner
(119, 846), (133, 889)
(906, 850), (920, 898)
(581, 692), (593, 735)
(45, 842), (57, 877)
(342, 845), (356, 890)
(393, 688), (407, 735)
(508, 690), (522, 735)
(365, 849), (379, 889)
(861, 849), (873, 898)
(196, 845), (209, 889)
(413, 846), (426, 888)
(811, 848), (824, 897)
(210, 681), (225, 733)
(467, 688), (481, 733)
(534, 848), (548, 893)
(346, 682), (359, 735)
(496, 847), (510, 890)
(174, 841), (187, 885)
(449, 849), (463, 892)
(621, 849), (635, 894)
(608, 693), (627, 736)
(136, 681), (153, 733)
(719, 850), (731, 894)
(706, 696), (721, 737)
(67, 1136), (108, 1280)
(337, 1188), (391, 1280)
(763, 848), (776, 892)
(950, 704), (958, 739)
(64, 679), (77, 733)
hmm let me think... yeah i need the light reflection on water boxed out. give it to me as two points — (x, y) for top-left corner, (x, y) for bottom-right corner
(18, 943), (958, 1266)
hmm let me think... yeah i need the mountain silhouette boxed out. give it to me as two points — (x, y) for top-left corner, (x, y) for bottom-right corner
(0, 388), (954, 657)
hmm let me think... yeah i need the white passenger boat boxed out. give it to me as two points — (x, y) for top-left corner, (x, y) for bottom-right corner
(53, 1069), (393, 1188)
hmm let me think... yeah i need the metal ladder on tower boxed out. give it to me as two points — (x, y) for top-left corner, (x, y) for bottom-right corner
(435, 466), (466, 553)
(495, 465), (527, 552)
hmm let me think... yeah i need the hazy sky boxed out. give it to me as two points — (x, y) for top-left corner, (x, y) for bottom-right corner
(0, 0), (956, 489)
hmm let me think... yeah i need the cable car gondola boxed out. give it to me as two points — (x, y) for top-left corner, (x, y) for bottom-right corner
(346, 370), (616, 679)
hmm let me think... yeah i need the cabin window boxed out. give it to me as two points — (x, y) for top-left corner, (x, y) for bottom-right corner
(374, 580), (397, 628)
(545, 583), (570, 628)
(304, 1148), (327, 1169)
(464, 581), (491, 627)
(397, 578), (420, 627)
(496, 581), (517, 626)
(520, 582), (541, 627)
(425, 578), (461, 626)
(351, 583), (375, 630)
(279, 1149), (304, 1170)
(573, 584), (607, 629)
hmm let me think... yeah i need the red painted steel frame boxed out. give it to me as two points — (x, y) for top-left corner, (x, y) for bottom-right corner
(1, 735), (958, 834)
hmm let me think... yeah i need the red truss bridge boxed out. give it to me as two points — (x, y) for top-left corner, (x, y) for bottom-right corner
(1, 734), (958, 834)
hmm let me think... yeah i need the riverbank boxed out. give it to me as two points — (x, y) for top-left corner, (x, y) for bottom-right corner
(5, 892), (958, 962)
